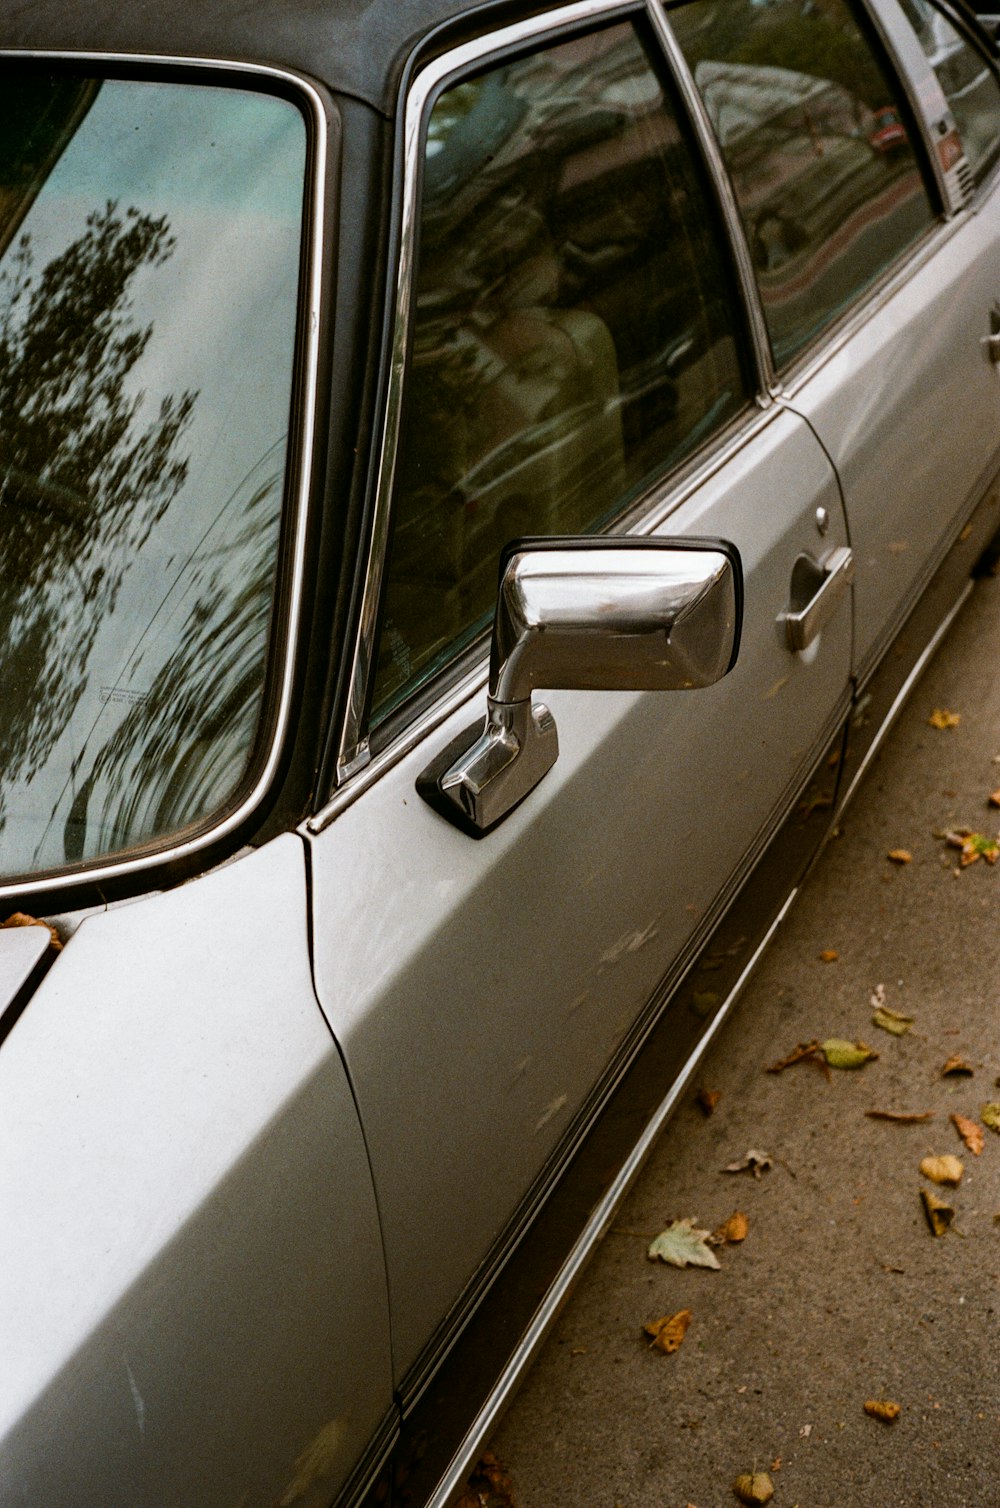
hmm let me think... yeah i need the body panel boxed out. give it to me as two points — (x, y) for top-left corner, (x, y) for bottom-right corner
(0, 835), (392, 1508)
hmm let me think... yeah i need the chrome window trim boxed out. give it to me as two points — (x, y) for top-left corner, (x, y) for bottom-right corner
(307, 398), (777, 837)
(0, 48), (327, 903)
(648, 0), (777, 395)
(333, 0), (774, 785)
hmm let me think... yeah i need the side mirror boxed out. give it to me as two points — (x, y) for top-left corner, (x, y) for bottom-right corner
(418, 537), (742, 837)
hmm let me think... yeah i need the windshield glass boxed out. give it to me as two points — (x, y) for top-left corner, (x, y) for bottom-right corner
(0, 72), (306, 883)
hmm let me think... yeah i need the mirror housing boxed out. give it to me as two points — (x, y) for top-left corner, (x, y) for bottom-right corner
(417, 536), (742, 837)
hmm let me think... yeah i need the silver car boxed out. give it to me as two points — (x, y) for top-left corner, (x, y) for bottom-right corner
(1, 0), (998, 1503)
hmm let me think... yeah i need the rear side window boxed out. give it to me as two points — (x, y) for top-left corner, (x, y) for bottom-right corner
(670, 0), (935, 370)
(372, 19), (752, 720)
(901, 0), (1000, 183)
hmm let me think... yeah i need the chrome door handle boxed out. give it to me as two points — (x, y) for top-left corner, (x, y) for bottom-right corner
(781, 545), (854, 652)
(984, 306), (1000, 364)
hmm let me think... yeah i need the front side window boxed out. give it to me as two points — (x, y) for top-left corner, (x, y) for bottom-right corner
(671, 0), (935, 369)
(372, 19), (751, 720)
(0, 72), (307, 883)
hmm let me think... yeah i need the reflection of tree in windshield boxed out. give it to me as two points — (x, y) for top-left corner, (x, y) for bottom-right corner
(0, 202), (195, 830)
(62, 454), (283, 860)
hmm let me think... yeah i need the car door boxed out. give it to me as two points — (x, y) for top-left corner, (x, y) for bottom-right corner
(306, 3), (853, 1394)
(670, 0), (1000, 687)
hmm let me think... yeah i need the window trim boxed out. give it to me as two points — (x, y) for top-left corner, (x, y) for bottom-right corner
(0, 50), (328, 904)
(333, 0), (772, 782)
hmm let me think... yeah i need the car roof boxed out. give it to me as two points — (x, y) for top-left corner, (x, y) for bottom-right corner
(0, 0), (553, 115)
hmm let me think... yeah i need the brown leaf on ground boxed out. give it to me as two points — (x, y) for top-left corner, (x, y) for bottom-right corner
(951, 1112), (985, 1155)
(864, 1399), (901, 1423)
(722, 1150), (772, 1180)
(887, 849), (912, 864)
(822, 1038), (879, 1069)
(943, 828), (1000, 866)
(982, 1103), (1000, 1134)
(942, 1054), (974, 1076)
(770, 1457), (782, 1472)
(732, 1472), (774, 1505)
(867, 1109), (934, 1123)
(989, 789), (1000, 809)
(456, 1453), (517, 1508)
(819, 948), (839, 962)
(696, 1088), (721, 1116)
(920, 1154), (964, 1186)
(709, 1211), (749, 1246)
(0, 912), (62, 951)
(767, 1039), (825, 1073)
(921, 1189), (955, 1236)
(643, 1308), (692, 1354)
(928, 708), (961, 729)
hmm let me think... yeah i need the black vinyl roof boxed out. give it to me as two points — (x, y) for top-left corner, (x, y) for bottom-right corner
(0, 0), (564, 114)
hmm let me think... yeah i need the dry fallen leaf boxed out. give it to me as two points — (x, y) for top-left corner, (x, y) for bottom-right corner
(929, 708), (961, 729)
(864, 1399), (901, 1423)
(982, 1103), (1000, 1135)
(767, 1039), (825, 1073)
(643, 1308), (692, 1354)
(873, 1004), (914, 1037)
(920, 1154), (964, 1186)
(822, 1038), (879, 1069)
(710, 1211), (749, 1246)
(990, 789), (1000, 809)
(887, 849), (912, 864)
(456, 1453), (517, 1508)
(0, 912), (62, 951)
(696, 1088), (721, 1117)
(944, 828), (999, 866)
(942, 1054), (974, 1077)
(819, 948), (839, 963)
(732, 1472), (774, 1505)
(921, 1189), (955, 1236)
(867, 1109), (934, 1123)
(647, 1219), (721, 1270)
(722, 1150), (773, 1179)
(951, 1112), (984, 1155)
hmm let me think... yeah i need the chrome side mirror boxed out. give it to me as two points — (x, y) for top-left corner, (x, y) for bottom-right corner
(417, 537), (742, 836)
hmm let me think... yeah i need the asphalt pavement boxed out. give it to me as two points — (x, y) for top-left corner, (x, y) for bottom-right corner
(490, 572), (1000, 1507)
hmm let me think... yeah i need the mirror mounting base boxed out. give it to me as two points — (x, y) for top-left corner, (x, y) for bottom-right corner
(416, 697), (558, 838)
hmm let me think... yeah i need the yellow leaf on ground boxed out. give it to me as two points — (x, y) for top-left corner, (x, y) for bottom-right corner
(648, 1219), (721, 1270)
(887, 849), (912, 864)
(864, 1399), (901, 1422)
(819, 948), (839, 962)
(710, 1211), (749, 1245)
(0, 912), (62, 951)
(920, 1154), (964, 1186)
(951, 1112), (984, 1155)
(733, 1473), (774, 1505)
(944, 829), (1000, 866)
(929, 708), (961, 729)
(873, 1005), (914, 1036)
(643, 1308), (692, 1354)
(822, 1038), (879, 1069)
(982, 1103), (1000, 1134)
(941, 1054), (974, 1076)
(921, 1189), (955, 1236)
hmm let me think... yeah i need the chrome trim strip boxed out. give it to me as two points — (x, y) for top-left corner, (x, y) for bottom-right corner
(647, 0), (777, 396)
(424, 885), (799, 1508)
(0, 48), (327, 902)
(839, 579), (974, 814)
(334, 0), (662, 783)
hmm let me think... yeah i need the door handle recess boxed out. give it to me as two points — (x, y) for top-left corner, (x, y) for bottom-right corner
(780, 545), (854, 652)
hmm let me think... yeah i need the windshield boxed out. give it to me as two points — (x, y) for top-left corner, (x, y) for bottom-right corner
(0, 71), (307, 883)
